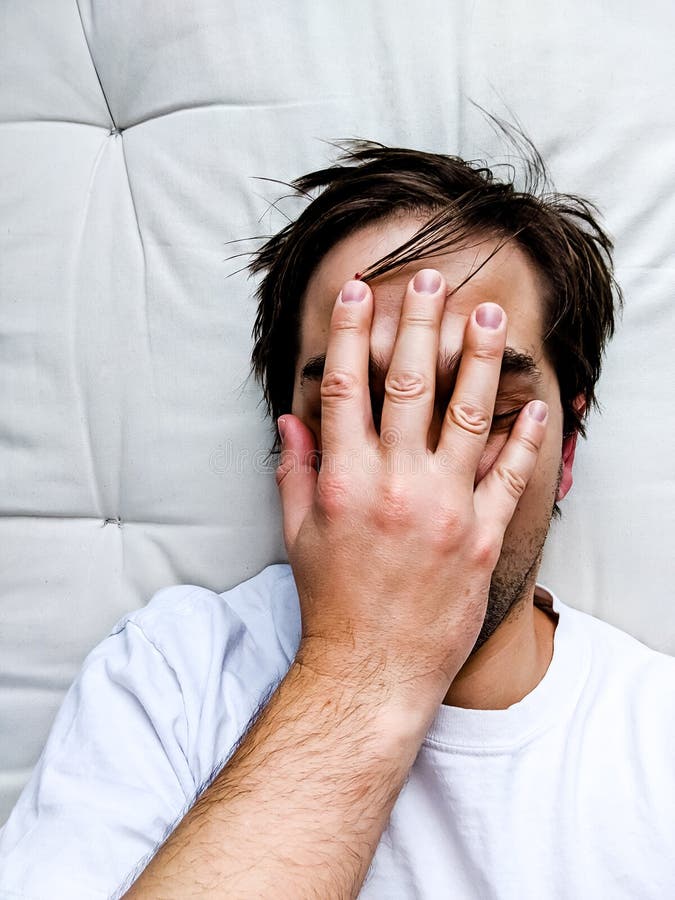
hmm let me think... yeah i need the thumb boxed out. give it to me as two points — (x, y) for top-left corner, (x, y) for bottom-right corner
(275, 414), (319, 550)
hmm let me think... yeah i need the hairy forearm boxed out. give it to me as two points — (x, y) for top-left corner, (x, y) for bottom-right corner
(122, 643), (437, 899)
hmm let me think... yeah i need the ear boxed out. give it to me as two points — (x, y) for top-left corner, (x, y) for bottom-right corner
(557, 394), (587, 502)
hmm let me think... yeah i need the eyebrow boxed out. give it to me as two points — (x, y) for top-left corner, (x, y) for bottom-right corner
(300, 347), (544, 390)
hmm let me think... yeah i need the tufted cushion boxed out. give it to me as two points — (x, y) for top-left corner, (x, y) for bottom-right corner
(1, 0), (673, 823)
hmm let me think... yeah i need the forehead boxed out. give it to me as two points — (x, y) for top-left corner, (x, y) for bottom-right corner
(296, 216), (550, 383)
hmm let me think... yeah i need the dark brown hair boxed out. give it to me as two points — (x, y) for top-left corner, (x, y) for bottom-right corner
(248, 117), (623, 458)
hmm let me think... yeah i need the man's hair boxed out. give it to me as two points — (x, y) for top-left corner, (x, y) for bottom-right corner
(248, 119), (623, 456)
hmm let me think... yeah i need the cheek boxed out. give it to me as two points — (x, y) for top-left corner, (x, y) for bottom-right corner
(291, 385), (322, 446)
(290, 383), (304, 418)
(301, 413), (322, 453)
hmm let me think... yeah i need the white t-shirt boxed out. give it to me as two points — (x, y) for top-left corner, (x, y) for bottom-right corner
(0, 563), (674, 899)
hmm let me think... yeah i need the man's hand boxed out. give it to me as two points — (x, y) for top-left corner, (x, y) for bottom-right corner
(277, 268), (548, 712)
(123, 268), (548, 900)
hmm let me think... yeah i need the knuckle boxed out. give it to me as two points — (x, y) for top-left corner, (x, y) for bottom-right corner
(435, 503), (464, 534)
(315, 474), (351, 518)
(320, 369), (358, 402)
(275, 453), (297, 487)
(493, 463), (528, 499)
(471, 533), (500, 568)
(384, 370), (429, 402)
(447, 401), (491, 435)
(471, 343), (503, 363)
(372, 480), (412, 525)
(275, 461), (290, 487)
(401, 311), (437, 328)
(332, 315), (363, 333)
(516, 429), (542, 456)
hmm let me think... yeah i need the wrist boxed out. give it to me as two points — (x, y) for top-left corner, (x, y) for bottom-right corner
(294, 637), (444, 745)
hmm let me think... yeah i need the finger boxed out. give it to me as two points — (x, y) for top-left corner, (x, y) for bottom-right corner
(320, 280), (377, 463)
(378, 269), (446, 452)
(473, 400), (548, 532)
(434, 302), (507, 487)
(275, 415), (319, 550)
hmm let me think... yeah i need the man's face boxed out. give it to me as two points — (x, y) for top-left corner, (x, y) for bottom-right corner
(291, 215), (575, 652)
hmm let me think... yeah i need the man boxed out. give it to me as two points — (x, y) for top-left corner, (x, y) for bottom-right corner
(1, 140), (673, 899)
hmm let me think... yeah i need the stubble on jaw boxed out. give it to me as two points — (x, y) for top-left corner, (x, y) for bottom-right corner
(469, 460), (563, 655)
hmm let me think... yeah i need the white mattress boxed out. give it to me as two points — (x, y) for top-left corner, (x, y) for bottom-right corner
(1, 0), (673, 824)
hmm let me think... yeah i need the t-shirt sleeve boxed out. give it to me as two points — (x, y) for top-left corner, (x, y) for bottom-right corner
(0, 610), (197, 900)
(0, 567), (300, 900)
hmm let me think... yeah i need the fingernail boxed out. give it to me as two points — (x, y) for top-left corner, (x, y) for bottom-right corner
(278, 416), (287, 440)
(413, 269), (442, 294)
(475, 303), (504, 329)
(341, 280), (368, 302)
(527, 401), (548, 422)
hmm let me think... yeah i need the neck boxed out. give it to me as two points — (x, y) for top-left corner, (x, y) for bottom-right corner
(442, 590), (557, 711)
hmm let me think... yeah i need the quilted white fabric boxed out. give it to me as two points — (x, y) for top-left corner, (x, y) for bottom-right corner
(1, 0), (673, 825)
